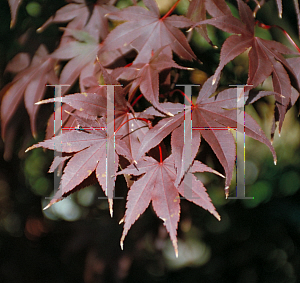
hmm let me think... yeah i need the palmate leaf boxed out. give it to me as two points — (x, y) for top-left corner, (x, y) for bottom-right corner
(39, 65), (148, 162)
(0, 45), (58, 150)
(101, 0), (196, 63)
(27, 128), (131, 215)
(117, 155), (221, 257)
(112, 47), (189, 114)
(195, 0), (300, 131)
(137, 76), (276, 193)
(4, 0), (298, 260)
(28, 66), (135, 207)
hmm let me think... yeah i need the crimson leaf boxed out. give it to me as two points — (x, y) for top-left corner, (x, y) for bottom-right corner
(1, 45), (58, 140)
(195, 0), (299, 131)
(117, 155), (221, 257)
(137, 76), (276, 192)
(112, 47), (189, 114)
(101, 0), (196, 63)
(27, 128), (130, 215)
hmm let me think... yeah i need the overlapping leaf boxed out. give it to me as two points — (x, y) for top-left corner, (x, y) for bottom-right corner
(137, 76), (276, 192)
(117, 155), (221, 256)
(195, 0), (299, 131)
(4, 0), (299, 258)
(49, 29), (101, 93)
(1, 45), (58, 141)
(27, 126), (131, 213)
(112, 47), (188, 114)
(37, 0), (117, 41)
(187, 0), (231, 45)
(38, 79), (147, 162)
(101, 0), (196, 63)
(286, 57), (300, 106)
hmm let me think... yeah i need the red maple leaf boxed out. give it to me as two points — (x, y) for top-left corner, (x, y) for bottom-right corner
(0, 45), (58, 143)
(111, 47), (189, 114)
(27, 124), (131, 215)
(286, 57), (300, 106)
(37, 69), (149, 162)
(117, 154), (221, 257)
(100, 0), (196, 63)
(194, 0), (299, 131)
(137, 76), (276, 193)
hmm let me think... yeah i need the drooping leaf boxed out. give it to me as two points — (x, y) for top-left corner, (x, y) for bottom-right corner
(187, 0), (210, 44)
(1, 45), (58, 141)
(28, 127), (130, 215)
(117, 155), (180, 256)
(5, 52), (30, 73)
(293, 0), (300, 38)
(118, 154), (221, 256)
(276, 0), (282, 18)
(287, 57), (300, 106)
(137, 76), (276, 192)
(273, 0), (300, 37)
(195, 0), (299, 131)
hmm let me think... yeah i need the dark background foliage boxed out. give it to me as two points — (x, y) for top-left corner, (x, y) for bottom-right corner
(0, 0), (300, 282)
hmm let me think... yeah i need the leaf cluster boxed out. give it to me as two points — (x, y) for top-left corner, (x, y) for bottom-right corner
(2, 0), (300, 256)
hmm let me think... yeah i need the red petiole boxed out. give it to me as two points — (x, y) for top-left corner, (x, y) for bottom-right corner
(169, 89), (195, 107)
(160, 0), (181, 21)
(131, 94), (143, 107)
(256, 21), (300, 53)
(158, 144), (163, 164)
